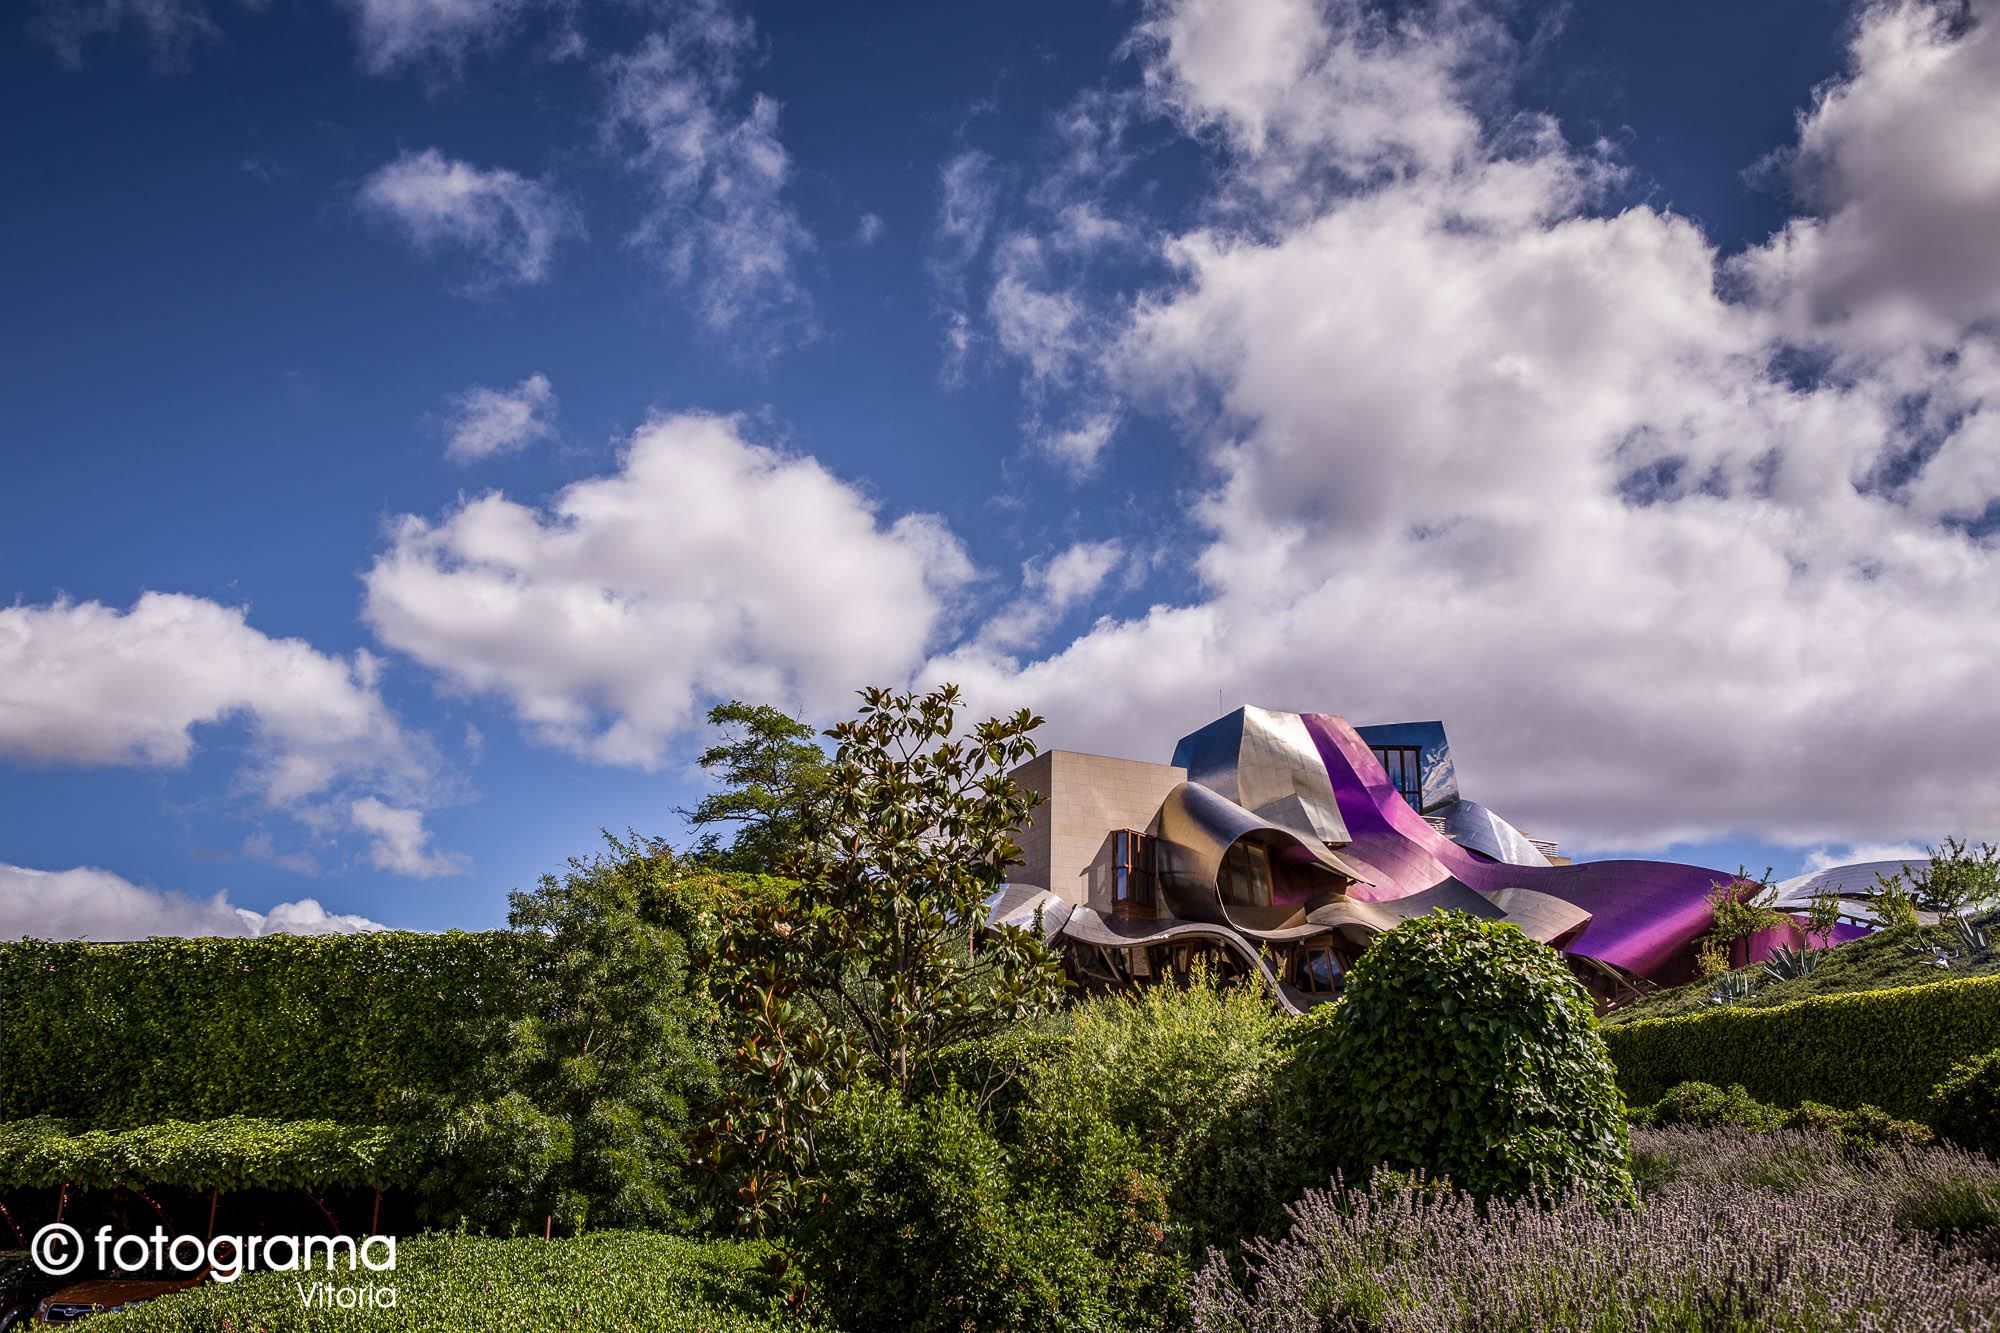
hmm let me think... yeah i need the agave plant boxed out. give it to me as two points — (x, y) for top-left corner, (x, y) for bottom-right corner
(1949, 912), (1991, 961)
(1761, 944), (1819, 982)
(1707, 970), (1754, 1005)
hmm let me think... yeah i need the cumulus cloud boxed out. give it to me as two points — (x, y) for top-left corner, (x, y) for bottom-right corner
(980, 540), (1125, 652)
(0, 862), (387, 941)
(856, 212), (885, 245)
(0, 592), (419, 803)
(359, 149), (581, 291)
(364, 411), (974, 767)
(335, 0), (530, 75)
(1740, 0), (2000, 348)
(0, 593), (455, 873)
(444, 372), (558, 462)
(349, 797), (468, 877)
(604, 6), (814, 351)
(935, 0), (2000, 853)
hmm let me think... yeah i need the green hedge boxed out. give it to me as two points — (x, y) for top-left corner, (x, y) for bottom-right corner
(89, 1231), (809, 1333)
(0, 932), (526, 1127)
(1605, 973), (2000, 1118)
(0, 1116), (434, 1192)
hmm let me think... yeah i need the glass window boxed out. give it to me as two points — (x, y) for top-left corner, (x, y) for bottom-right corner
(1370, 745), (1423, 809)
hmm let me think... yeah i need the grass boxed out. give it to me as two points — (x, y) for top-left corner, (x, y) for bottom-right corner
(90, 1231), (814, 1333)
(1604, 906), (2000, 1024)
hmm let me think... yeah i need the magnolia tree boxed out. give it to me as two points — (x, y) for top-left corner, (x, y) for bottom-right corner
(695, 684), (1067, 1239)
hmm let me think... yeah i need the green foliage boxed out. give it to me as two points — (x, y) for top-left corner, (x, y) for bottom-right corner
(0, 1117), (431, 1192)
(1805, 892), (1845, 948)
(0, 931), (526, 1127)
(1761, 944), (1818, 982)
(1703, 867), (1787, 957)
(797, 1085), (1180, 1333)
(1290, 911), (1633, 1202)
(682, 701), (832, 874)
(0, 836), (721, 1233)
(1871, 868), (1923, 932)
(1606, 972), (2000, 1118)
(1018, 973), (1301, 1253)
(1907, 837), (2000, 915)
(1631, 1081), (1785, 1131)
(696, 685), (1067, 1241)
(427, 834), (720, 1233)
(1930, 1048), (2000, 1158)
(1628, 1082), (1932, 1152)
(89, 1231), (809, 1333)
(1607, 905), (2000, 1024)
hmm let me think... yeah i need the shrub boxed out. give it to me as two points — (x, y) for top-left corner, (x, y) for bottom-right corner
(0, 932), (527, 1127)
(1287, 911), (1631, 1202)
(0, 1116), (432, 1192)
(1605, 973), (2000, 1117)
(1932, 1048), (2000, 1158)
(796, 1085), (1180, 1333)
(1631, 1081), (1784, 1131)
(1630, 1082), (1932, 1153)
(1017, 975), (1300, 1253)
(1193, 1135), (2000, 1332)
(89, 1231), (807, 1333)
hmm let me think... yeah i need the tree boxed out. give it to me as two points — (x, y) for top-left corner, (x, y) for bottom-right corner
(1804, 891), (1845, 948)
(695, 684), (1067, 1240)
(680, 701), (831, 873)
(1702, 867), (1786, 965)
(1906, 837), (2000, 916)
(438, 834), (719, 1233)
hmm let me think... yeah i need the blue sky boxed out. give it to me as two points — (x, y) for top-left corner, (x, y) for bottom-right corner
(4, 0), (1997, 936)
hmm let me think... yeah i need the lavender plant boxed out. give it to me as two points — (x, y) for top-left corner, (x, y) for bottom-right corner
(1194, 1130), (2000, 1332)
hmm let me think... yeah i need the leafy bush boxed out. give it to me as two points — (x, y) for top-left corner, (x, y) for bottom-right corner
(1605, 972), (2000, 1117)
(1630, 1081), (1784, 1131)
(1014, 975), (1300, 1253)
(797, 1084), (1180, 1333)
(1932, 1048), (2000, 1158)
(89, 1231), (808, 1332)
(1193, 1133), (2000, 1332)
(1288, 912), (1632, 1202)
(1629, 1082), (1931, 1152)
(0, 932), (527, 1127)
(0, 1116), (432, 1192)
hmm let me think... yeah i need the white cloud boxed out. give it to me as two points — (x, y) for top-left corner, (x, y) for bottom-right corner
(444, 373), (558, 463)
(0, 593), (456, 873)
(364, 411), (974, 767)
(0, 863), (387, 941)
(336, 0), (528, 75)
(359, 149), (581, 291)
(856, 212), (885, 245)
(349, 797), (468, 877)
(1739, 0), (2000, 348)
(604, 8), (814, 351)
(0, 593), (416, 802)
(1037, 414), (1119, 476)
(935, 0), (2000, 854)
(979, 540), (1124, 653)
(1800, 842), (1932, 875)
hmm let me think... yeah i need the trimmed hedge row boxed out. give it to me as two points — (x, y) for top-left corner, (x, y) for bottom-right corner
(0, 932), (527, 1127)
(90, 1231), (807, 1333)
(0, 1117), (434, 1191)
(1605, 972), (2000, 1118)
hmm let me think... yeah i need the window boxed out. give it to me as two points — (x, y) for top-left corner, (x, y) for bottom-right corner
(1110, 829), (1156, 918)
(1218, 841), (1273, 907)
(1370, 744), (1423, 809)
